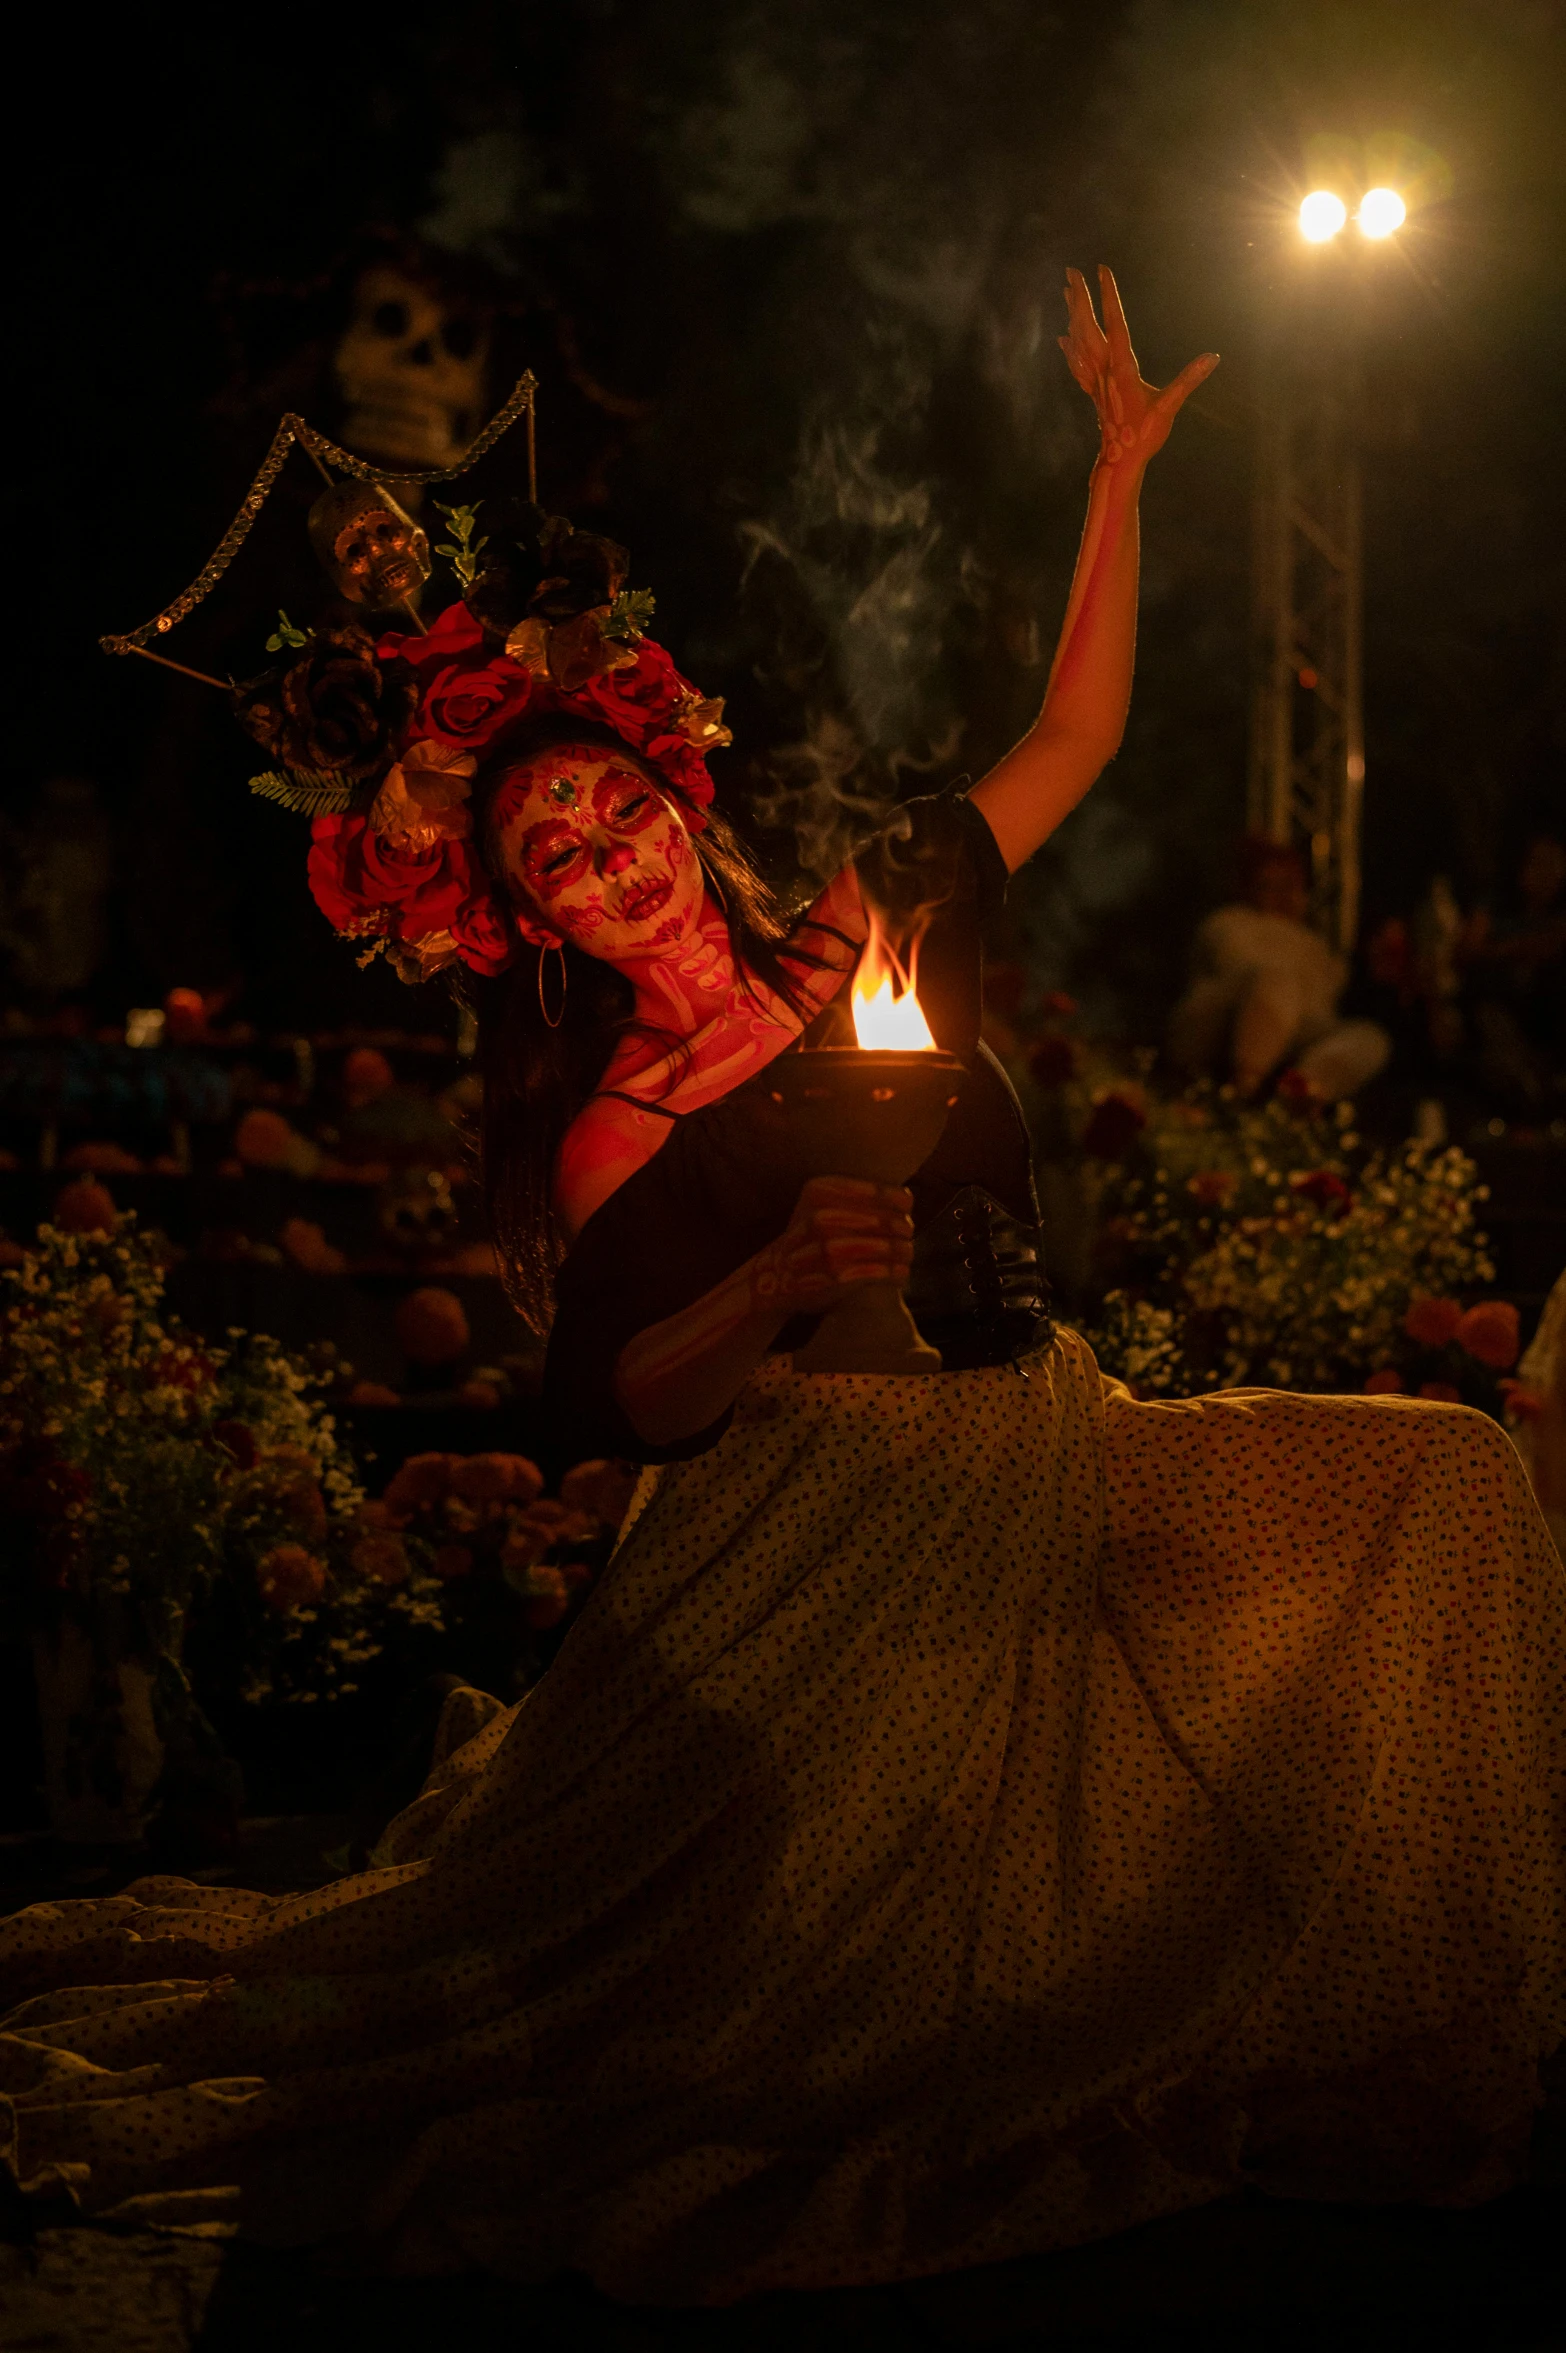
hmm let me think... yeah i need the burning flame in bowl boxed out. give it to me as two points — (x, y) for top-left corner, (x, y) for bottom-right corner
(851, 918), (935, 1051)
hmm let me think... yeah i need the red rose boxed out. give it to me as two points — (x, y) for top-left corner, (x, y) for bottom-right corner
(1363, 1368), (1404, 1394)
(578, 634), (683, 733)
(1290, 1169), (1352, 1217)
(376, 600), (486, 675)
(1403, 1295), (1463, 1348)
(1453, 1300), (1520, 1370)
(449, 892), (518, 977)
(308, 813), (470, 943)
(415, 656), (535, 752)
(1418, 1381), (1462, 1403)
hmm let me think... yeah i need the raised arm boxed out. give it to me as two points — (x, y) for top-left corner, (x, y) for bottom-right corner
(968, 267), (1217, 875)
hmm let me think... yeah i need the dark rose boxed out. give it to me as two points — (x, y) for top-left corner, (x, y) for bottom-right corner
(449, 893), (518, 978)
(212, 1419), (258, 1469)
(308, 814), (475, 943)
(416, 656), (535, 751)
(1082, 1091), (1147, 1160)
(528, 513), (629, 622)
(466, 501), (628, 638)
(235, 625), (413, 780)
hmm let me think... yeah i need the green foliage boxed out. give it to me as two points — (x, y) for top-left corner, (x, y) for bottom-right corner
(433, 500), (488, 591)
(249, 768), (359, 817)
(0, 1218), (449, 1702)
(602, 587), (656, 641)
(264, 609), (310, 652)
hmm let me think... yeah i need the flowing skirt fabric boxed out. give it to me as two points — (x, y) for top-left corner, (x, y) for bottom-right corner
(3, 1332), (1563, 2302)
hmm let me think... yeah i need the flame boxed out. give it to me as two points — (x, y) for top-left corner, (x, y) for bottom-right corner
(851, 917), (936, 1051)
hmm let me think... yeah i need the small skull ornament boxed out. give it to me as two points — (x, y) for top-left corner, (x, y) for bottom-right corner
(334, 265), (490, 470)
(308, 480), (432, 612)
(376, 1164), (459, 1259)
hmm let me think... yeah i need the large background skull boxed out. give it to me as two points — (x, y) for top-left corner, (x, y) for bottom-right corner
(334, 265), (491, 469)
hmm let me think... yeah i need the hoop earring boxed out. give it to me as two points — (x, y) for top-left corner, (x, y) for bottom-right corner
(537, 943), (568, 1029)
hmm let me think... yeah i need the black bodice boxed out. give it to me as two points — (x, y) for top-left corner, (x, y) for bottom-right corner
(545, 792), (1053, 1462)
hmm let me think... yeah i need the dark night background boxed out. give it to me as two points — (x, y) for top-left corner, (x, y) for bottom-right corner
(9, 0), (1564, 1039)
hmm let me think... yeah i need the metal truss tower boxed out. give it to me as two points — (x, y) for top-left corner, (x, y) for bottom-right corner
(1248, 374), (1365, 953)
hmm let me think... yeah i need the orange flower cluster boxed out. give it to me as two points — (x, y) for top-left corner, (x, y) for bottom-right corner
(373, 1449), (636, 1631)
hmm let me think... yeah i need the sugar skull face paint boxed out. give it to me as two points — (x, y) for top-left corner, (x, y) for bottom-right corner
(491, 745), (706, 961)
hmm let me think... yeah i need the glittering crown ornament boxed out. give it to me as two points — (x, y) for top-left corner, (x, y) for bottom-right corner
(98, 378), (735, 986)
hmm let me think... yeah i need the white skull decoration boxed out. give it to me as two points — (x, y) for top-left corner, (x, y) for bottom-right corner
(333, 266), (491, 470)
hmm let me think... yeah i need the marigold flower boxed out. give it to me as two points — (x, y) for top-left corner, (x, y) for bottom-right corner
(342, 1047), (395, 1108)
(1403, 1295), (1463, 1348)
(349, 1532), (409, 1586)
(559, 1458), (638, 1528)
(1418, 1381), (1462, 1403)
(1363, 1369), (1404, 1394)
(1498, 1379), (1543, 1422)
(1453, 1300), (1519, 1370)
(346, 1379), (402, 1408)
(522, 1562), (570, 1629)
(52, 1178), (117, 1234)
(380, 1452), (456, 1516)
(280, 1218), (347, 1276)
(395, 1285), (470, 1366)
(256, 1543), (326, 1613)
(62, 1141), (143, 1175)
(233, 1108), (297, 1169)
(448, 1452), (544, 1505)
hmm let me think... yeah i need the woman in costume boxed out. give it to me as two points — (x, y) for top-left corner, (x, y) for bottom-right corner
(3, 270), (1562, 2302)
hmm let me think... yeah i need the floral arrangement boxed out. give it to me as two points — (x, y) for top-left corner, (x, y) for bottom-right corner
(0, 1213), (447, 1709)
(1010, 1012), (1515, 1405)
(366, 1449), (637, 1695)
(233, 501), (733, 987)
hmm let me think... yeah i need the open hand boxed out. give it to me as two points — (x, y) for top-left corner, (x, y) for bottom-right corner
(1059, 265), (1218, 469)
(752, 1177), (914, 1315)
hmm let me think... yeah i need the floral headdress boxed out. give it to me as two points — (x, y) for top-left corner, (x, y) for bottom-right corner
(97, 383), (733, 987)
(236, 499), (733, 984)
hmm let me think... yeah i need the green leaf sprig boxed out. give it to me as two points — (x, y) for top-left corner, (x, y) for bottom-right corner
(265, 610), (311, 653)
(249, 769), (358, 817)
(434, 501), (488, 592)
(602, 587), (656, 642)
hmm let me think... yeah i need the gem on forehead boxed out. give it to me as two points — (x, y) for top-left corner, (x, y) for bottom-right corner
(548, 775), (578, 805)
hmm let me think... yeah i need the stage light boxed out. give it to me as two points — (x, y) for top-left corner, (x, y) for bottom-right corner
(1299, 190), (1348, 242)
(1357, 187), (1406, 238)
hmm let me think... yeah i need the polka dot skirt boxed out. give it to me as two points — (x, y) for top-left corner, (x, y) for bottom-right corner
(3, 1333), (1563, 2301)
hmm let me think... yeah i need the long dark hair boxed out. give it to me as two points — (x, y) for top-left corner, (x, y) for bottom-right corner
(461, 718), (821, 1336)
